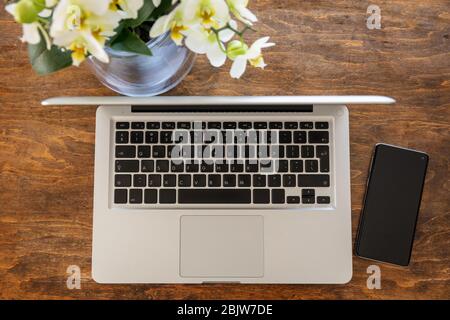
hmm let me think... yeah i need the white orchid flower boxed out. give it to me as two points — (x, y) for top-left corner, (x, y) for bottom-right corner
(150, 2), (189, 45)
(5, 2), (52, 49)
(226, 0), (257, 25)
(50, 0), (122, 66)
(185, 20), (236, 67)
(228, 36), (275, 79)
(111, 0), (144, 19)
(184, 0), (230, 29)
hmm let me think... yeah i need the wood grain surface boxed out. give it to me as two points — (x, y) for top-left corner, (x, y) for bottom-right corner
(0, 0), (449, 299)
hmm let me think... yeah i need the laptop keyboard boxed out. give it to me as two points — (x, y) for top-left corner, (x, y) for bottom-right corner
(112, 119), (332, 207)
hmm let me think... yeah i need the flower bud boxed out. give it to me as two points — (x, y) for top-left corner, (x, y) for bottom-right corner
(227, 40), (248, 60)
(14, 0), (44, 24)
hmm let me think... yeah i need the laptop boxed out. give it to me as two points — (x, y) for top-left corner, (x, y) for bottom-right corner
(43, 95), (395, 284)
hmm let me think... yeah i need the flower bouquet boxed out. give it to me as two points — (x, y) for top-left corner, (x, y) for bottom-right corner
(6, 0), (275, 93)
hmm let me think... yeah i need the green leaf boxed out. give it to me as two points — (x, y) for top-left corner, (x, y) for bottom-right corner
(110, 29), (152, 56)
(124, 0), (155, 28)
(151, 0), (174, 18)
(28, 39), (73, 75)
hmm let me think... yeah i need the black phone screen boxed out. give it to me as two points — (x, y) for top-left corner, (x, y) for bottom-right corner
(355, 144), (428, 266)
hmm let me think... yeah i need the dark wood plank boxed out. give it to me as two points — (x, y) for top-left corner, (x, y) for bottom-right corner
(0, 0), (449, 299)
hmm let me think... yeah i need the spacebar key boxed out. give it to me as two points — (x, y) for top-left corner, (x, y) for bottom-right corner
(179, 189), (251, 204)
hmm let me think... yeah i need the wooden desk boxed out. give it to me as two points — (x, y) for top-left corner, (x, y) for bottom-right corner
(0, 0), (448, 299)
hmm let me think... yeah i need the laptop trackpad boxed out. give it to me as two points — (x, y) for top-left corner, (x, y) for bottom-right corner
(180, 215), (264, 278)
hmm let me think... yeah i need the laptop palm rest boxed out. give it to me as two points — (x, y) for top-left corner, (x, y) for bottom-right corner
(180, 215), (264, 278)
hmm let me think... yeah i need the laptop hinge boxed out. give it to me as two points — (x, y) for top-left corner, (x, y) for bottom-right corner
(131, 105), (314, 113)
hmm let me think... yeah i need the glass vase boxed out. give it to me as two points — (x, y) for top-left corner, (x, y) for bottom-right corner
(87, 32), (196, 97)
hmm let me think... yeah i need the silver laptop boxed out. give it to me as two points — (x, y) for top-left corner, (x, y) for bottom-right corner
(43, 95), (395, 284)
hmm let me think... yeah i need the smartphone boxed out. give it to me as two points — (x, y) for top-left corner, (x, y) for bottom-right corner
(355, 144), (429, 266)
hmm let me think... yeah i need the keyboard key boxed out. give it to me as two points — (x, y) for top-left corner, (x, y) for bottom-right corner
(116, 122), (129, 129)
(223, 122), (237, 129)
(114, 189), (127, 204)
(300, 122), (314, 129)
(254, 122), (267, 129)
(230, 163), (244, 172)
(146, 122), (160, 129)
(193, 122), (207, 130)
(163, 175), (176, 187)
(133, 174), (147, 187)
(301, 145), (315, 158)
(129, 189), (143, 203)
(253, 174), (266, 187)
(115, 160), (139, 172)
(171, 162), (184, 172)
(269, 122), (283, 129)
(245, 161), (259, 172)
(302, 196), (315, 204)
(286, 145), (300, 158)
(130, 131), (144, 143)
(145, 131), (158, 144)
(178, 174), (191, 187)
(317, 196), (331, 204)
(316, 146), (330, 173)
(162, 122), (175, 129)
(238, 174), (251, 187)
(268, 174), (281, 187)
(260, 160), (274, 173)
(137, 146), (151, 158)
(290, 160), (303, 172)
(244, 145), (257, 158)
(287, 196), (300, 204)
(201, 161), (214, 172)
(152, 146), (165, 158)
(283, 174), (296, 187)
(193, 174), (206, 187)
(279, 131), (292, 143)
(155, 160), (169, 172)
(302, 189), (315, 196)
(309, 131), (329, 144)
(285, 122), (298, 129)
(257, 145), (270, 158)
(226, 145), (240, 158)
(271, 145), (284, 158)
(305, 160), (319, 172)
(116, 131), (129, 144)
(148, 175), (161, 187)
(179, 189), (251, 204)
(239, 122), (252, 129)
(208, 174), (221, 187)
(272, 189), (285, 204)
(160, 131), (172, 143)
(215, 163), (229, 173)
(186, 163), (199, 172)
(293, 131), (307, 143)
(160, 189), (176, 203)
(315, 122), (329, 129)
(144, 189), (157, 204)
(208, 122), (221, 129)
(115, 146), (135, 158)
(131, 122), (145, 129)
(141, 160), (154, 172)
(277, 160), (289, 173)
(177, 122), (191, 129)
(223, 175), (236, 187)
(253, 189), (270, 204)
(298, 174), (330, 187)
(115, 174), (131, 187)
